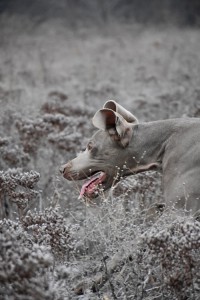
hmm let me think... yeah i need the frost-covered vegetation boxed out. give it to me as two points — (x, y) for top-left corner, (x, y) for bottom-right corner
(0, 6), (200, 299)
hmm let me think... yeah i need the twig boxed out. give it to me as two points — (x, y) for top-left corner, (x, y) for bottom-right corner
(102, 256), (118, 300)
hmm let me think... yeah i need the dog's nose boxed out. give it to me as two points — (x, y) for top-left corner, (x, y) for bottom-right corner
(60, 162), (73, 177)
(59, 165), (65, 174)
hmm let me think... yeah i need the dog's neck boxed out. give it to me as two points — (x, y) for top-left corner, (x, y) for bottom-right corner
(126, 120), (177, 173)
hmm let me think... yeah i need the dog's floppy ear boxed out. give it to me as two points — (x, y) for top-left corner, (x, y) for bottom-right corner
(92, 108), (134, 147)
(104, 100), (138, 124)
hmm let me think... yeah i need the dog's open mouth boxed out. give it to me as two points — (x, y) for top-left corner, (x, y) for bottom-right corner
(79, 171), (106, 199)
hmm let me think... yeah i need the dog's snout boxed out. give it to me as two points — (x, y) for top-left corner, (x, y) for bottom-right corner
(60, 162), (73, 178)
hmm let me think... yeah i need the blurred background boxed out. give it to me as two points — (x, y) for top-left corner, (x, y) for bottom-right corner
(0, 0), (200, 25)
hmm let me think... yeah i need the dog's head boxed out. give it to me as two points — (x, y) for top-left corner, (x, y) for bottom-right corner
(60, 100), (138, 199)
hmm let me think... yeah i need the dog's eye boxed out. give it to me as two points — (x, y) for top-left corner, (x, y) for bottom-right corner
(87, 142), (93, 151)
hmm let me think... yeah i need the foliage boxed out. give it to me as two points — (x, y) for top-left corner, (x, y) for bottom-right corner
(0, 219), (54, 300)
(21, 207), (74, 260)
(144, 219), (200, 299)
(0, 136), (30, 168)
(66, 196), (200, 299)
(0, 168), (40, 219)
(0, 208), (78, 300)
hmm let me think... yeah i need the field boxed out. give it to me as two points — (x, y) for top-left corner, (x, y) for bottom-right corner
(0, 11), (200, 300)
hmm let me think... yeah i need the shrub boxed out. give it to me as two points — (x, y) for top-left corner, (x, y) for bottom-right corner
(0, 219), (54, 300)
(0, 168), (40, 219)
(21, 207), (74, 260)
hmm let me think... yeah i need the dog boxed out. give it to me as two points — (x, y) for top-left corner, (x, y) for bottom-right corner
(60, 100), (200, 216)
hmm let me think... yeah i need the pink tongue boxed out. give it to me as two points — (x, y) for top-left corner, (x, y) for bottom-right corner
(79, 171), (106, 199)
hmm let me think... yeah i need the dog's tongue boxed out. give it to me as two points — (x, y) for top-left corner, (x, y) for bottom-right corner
(79, 171), (106, 199)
